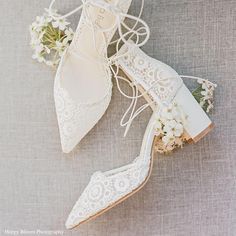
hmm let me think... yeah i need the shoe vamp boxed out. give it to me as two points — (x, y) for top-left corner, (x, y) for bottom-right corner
(60, 53), (111, 105)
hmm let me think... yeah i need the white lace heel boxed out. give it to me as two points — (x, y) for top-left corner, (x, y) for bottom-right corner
(65, 111), (157, 229)
(51, 0), (140, 153)
(116, 44), (214, 143)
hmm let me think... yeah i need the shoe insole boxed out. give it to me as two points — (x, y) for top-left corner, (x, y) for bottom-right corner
(61, 0), (119, 104)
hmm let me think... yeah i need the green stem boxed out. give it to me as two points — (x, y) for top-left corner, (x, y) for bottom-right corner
(44, 32), (55, 42)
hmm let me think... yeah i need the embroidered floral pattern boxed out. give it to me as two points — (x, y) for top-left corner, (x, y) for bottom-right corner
(54, 77), (112, 152)
(120, 48), (183, 104)
(66, 161), (150, 228)
(53, 0), (132, 152)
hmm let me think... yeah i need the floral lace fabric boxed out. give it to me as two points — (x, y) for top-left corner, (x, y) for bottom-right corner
(54, 0), (132, 152)
(66, 156), (150, 228)
(65, 113), (157, 229)
(118, 46), (183, 104)
(54, 78), (112, 153)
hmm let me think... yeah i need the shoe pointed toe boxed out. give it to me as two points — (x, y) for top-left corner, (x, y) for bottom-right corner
(65, 215), (75, 230)
(65, 172), (108, 228)
(61, 138), (77, 154)
(65, 210), (83, 229)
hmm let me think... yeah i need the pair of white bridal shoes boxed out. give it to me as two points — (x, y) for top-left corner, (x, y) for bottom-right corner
(51, 0), (149, 153)
(48, 0), (216, 230)
(65, 42), (216, 229)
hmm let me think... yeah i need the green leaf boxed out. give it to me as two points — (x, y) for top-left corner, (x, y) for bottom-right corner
(192, 85), (208, 113)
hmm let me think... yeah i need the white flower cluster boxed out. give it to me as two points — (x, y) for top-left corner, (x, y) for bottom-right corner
(154, 103), (187, 153)
(197, 79), (217, 113)
(29, 8), (74, 67)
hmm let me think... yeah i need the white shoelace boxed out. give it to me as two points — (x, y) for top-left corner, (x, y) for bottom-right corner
(48, 0), (151, 134)
(48, 0), (150, 48)
(48, 1), (217, 137)
(113, 62), (217, 136)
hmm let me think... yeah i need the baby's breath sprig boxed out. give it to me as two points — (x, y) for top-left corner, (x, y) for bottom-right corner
(29, 9), (74, 67)
(192, 79), (217, 113)
(154, 103), (187, 154)
(154, 79), (217, 154)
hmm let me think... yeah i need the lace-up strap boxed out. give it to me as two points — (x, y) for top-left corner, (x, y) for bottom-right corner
(180, 75), (217, 87)
(48, 0), (150, 47)
(115, 71), (217, 137)
(93, 1), (150, 47)
(48, 0), (89, 19)
(111, 44), (182, 136)
(111, 66), (164, 137)
(49, 0), (151, 134)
